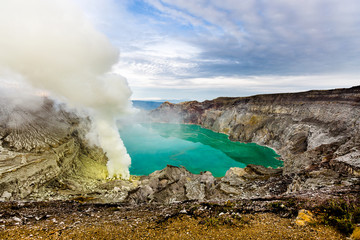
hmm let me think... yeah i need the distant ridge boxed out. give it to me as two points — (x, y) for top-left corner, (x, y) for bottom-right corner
(132, 100), (164, 110)
(132, 100), (186, 110)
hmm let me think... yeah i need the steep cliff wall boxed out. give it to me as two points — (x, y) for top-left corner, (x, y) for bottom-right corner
(151, 86), (360, 176)
(0, 99), (108, 200)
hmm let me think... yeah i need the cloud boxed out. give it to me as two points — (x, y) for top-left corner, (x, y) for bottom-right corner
(135, 0), (360, 75)
(75, 0), (360, 100)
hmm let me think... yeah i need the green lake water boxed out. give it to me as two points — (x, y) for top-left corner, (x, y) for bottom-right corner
(120, 123), (282, 177)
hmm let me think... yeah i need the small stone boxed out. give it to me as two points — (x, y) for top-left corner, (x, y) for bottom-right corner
(295, 209), (315, 226)
(351, 226), (360, 240)
(13, 217), (22, 222)
(113, 187), (121, 192)
(1, 191), (12, 199)
(225, 167), (247, 178)
(179, 209), (187, 214)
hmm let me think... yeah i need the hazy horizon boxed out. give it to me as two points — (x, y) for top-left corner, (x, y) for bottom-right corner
(131, 84), (360, 102)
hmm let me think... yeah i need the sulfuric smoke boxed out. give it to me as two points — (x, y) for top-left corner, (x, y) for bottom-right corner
(0, 0), (132, 179)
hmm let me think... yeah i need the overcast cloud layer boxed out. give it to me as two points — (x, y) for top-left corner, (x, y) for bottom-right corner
(76, 0), (360, 100)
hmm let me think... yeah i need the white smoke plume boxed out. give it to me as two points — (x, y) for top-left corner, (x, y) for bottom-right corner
(0, 0), (132, 179)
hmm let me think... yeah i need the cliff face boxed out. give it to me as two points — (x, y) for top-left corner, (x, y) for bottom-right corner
(151, 86), (360, 180)
(0, 99), (108, 201)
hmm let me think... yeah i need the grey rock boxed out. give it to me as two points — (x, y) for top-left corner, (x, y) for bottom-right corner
(126, 166), (217, 204)
(185, 179), (205, 200)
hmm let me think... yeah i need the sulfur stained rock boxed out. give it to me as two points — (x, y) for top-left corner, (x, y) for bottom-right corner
(295, 209), (315, 226)
(225, 167), (247, 178)
(351, 227), (360, 240)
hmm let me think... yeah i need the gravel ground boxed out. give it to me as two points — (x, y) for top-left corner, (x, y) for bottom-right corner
(0, 201), (345, 240)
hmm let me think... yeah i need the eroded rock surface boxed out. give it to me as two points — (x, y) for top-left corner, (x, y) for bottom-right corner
(0, 98), (108, 201)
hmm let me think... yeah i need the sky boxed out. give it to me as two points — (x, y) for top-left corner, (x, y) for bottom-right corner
(74, 0), (360, 101)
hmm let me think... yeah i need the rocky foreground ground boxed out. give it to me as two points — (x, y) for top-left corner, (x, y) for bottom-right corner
(0, 199), (355, 240)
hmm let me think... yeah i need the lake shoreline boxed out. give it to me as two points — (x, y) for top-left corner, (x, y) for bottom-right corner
(121, 123), (282, 177)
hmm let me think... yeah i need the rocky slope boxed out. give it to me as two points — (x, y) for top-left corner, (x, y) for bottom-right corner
(0, 98), (108, 201)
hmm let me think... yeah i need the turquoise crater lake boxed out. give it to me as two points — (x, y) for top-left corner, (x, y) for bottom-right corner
(120, 123), (282, 177)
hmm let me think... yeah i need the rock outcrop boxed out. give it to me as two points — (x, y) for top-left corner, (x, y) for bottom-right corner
(124, 163), (357, 204)
(125, 165), (283, 204)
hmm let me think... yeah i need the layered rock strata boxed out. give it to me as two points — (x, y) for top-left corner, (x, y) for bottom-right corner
(0, 99), (108, 201)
